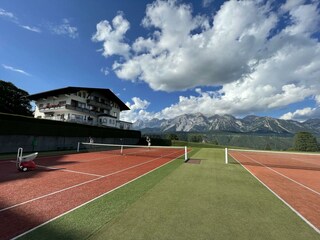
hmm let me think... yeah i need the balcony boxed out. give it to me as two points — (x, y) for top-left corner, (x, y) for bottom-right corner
(65, 104), (98, 116)
(116, 120), (133, 130)
(87, 99), (111, 110)
(39, 103), (65, 112)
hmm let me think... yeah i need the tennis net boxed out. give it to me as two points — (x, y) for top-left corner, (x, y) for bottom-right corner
(77, 142), (188, 161)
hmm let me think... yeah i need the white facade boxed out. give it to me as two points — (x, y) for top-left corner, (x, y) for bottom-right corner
(32, 89), (132, 130)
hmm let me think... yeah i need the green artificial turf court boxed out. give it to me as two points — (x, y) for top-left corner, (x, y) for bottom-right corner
(19, 148), (319, 240)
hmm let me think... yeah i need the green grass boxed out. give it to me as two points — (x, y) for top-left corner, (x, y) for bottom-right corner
(19, 148), (319, 240)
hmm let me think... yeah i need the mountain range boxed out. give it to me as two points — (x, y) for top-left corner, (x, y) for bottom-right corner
(133, 113), (320, 134)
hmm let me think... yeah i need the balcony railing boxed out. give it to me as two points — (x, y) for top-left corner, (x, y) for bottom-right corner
(39, 104), (65, 112)
(87, 99), (112, 110)
(65, 104), (98, 116)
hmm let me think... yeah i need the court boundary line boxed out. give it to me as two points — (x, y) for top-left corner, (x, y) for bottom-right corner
(239, 153), (320, 196)
(229, 152), (320, 234)
(11, 152), (185, 240)
(9, 160), (107, 177)
(229, 148), (320, 156)
(0, 160), (14, 164)
(35, 152), (120, 163)
(0, 176), (103, 213)
(0, 149), (184, 213)
(36, 164), (105, 177)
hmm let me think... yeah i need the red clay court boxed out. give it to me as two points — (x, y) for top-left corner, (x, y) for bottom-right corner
(228, 149), (320, 233)
(0, 145), (186, 240)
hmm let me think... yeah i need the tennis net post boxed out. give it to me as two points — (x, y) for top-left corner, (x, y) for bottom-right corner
(225, 148), (228, 164)
(184, 146), (188, 162)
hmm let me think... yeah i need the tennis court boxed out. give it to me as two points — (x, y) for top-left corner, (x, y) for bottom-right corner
(227, 149), (320, 233)
(0, 144), (186, 240)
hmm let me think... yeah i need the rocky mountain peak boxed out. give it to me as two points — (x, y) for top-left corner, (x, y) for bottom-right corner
(132, 113), (320, 134)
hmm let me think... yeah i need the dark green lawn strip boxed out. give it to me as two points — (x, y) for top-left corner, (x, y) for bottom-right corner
(18, 152), (196, 240)
(89, 148), (320, 240)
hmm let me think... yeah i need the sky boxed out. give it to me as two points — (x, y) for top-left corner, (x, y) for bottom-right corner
(0, 0), (319, 123)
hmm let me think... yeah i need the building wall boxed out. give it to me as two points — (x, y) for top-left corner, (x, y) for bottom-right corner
(33, 90), (130, 129)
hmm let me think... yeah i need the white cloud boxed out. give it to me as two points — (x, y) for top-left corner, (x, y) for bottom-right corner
(0, 8), (17, 20)
(0, 8), (41, 33)
(2, 64), (31, 76)
(20, 25), (41, 33)
(280, 107), (320, 121)
(202, 0), (214, 8)
(280, 0), (306, 13)
(283, 3), (319, 36)
(120, 97), (152, 122)
(51, 19), (78, 38)
(92, 13), (130, 58)
(100, 67), (109, 76)
(94, 0), (320, 122)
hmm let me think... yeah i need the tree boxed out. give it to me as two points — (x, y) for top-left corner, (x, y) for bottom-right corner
(189, 134), (202, 142)
(293, 132), (318, 152)
(212, 139), (219, 145)
(168, 133), (179, 140)
(0, 80), (33, 116)
(265, 142), (272, 150)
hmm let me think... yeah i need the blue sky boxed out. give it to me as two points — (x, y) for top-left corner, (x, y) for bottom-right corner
(0, 0), (319, 122)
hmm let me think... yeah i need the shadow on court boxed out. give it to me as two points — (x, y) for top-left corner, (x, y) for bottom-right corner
(0, 153), (89, 240)
(0, 154), (83, 184)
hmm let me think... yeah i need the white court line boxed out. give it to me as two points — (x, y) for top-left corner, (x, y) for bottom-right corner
(0, 176), (103, 213)
(8, 160), (109, 177)
(229, 148), (320, 156)
(36, 165), (104, 177)
(11, 150), (186, 240)
(0, 160), (14, 164)
(35, 153), (119, 163)
(229, 152), (320, 234)
(239, 153), (320, 196)
(0, 150), (183, 213)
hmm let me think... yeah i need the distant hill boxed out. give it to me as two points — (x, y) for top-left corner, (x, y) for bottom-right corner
(133, 113), (320, 135)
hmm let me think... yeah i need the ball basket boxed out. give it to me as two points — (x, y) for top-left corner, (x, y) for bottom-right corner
(17, 148), (38, 172)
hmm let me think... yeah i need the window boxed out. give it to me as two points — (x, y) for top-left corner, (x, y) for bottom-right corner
(72, 114), (83, 120)
(59, 101), (66, 106)
(78, 102), (85, 108)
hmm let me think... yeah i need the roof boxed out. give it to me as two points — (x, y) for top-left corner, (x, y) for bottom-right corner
(28, 87), (130, 111)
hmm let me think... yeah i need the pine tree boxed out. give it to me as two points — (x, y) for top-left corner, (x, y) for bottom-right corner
(293, 132), (318, 152)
